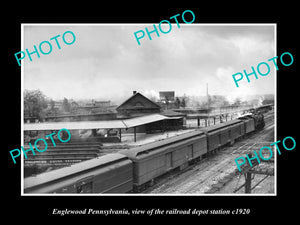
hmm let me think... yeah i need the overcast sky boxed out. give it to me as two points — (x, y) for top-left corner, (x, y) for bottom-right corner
(23, 24), (275, 104)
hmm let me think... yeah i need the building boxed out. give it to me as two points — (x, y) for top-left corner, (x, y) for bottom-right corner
(159, 91), (175, 103)
(94, 100), (111, 108)
(85, 100), (111, 108)
(46, 100), (63, 111)
(116, 91), (161, 118)
(115, 91), (186, 133)
(158, 91), (177, 109)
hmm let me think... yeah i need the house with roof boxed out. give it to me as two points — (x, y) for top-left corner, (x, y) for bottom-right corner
(116, 91), (186, 134)
(116, 91), (161, 118)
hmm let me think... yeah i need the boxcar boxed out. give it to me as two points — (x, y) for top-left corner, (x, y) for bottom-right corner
(237, 115), (255, 134)
(205, 128), (221, 152)
(202, 123), (230, 153)
(224, 120), (245, 143)
(119, 130), (207, 190)
(202, 119), (247, 153)
(24, 153), (133, 194)
(244, 119), (255, 134)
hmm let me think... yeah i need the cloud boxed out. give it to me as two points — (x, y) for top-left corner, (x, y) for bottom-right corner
(24, 24), (275, 102)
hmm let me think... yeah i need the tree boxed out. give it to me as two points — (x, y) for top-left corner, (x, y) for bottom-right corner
(46, 99), (58, 116)
(180, 97), (186, 108)
(175, 97), (181, 109)
(233, 98), (242, 106)
(50, 99), (55, 111)
(62, 97), (71, 112)
(24, 89), (48, 120)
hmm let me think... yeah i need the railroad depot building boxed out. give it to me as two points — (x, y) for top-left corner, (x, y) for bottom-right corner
(24, 91), (186, 143)
(116, 91), (161, 118)
(116, 91), (185, 134)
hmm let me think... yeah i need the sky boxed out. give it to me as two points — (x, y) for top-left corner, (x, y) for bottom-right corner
(23, 24), (275, 104)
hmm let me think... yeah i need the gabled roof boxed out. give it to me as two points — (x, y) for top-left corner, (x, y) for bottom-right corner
(161, 109), (186, 117)
(122, 114), (166, 127)
(116, 92), (161, 110)
(24, 114), (182, 131)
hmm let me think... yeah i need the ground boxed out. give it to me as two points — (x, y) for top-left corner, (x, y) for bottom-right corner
(142, 110), (275, 194)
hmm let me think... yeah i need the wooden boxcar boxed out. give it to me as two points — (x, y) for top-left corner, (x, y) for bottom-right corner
(202, 123), (230, 153)
(119, 130), (207, 190)
(237, 115), (255, 134)
(24, 153), (133, 194)
(202, 119), (246, 153)
(244, 119), (255, 134)
(225, 120), (245, 144)
(205, 128), (221, 152)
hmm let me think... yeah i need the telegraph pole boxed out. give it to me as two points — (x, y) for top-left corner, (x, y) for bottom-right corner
(206, 83), (210, 126)
(206, 83), (208, 99)
(234, 153), (274, 194)
(244, 172), (252, 193)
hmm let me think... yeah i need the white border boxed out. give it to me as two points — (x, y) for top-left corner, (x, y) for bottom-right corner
(21, 23), (277, 196)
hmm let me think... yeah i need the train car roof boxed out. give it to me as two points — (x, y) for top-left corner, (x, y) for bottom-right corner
(119, 130), (205, 158)
(238, 112), (253, 117)
(201, 119), (243, 132)
(24, 153), (129, 190)
(237, 113), (254, 120)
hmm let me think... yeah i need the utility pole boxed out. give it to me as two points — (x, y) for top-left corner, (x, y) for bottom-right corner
(206, 83), (209, 107)
(206, 83), (208, 99)
(244, 172), (252, 193)
(206, 83), (210, 126)
(233, 152), (274, 194)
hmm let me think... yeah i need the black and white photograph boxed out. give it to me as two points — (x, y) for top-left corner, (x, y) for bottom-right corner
(22, 24), (276, 195)
(3, 3), (300, 220)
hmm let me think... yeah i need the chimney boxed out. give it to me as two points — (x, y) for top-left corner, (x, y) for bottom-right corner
(133, 91), (137, 95)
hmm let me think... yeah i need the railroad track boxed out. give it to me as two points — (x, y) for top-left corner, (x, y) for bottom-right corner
(144, 111), (275, 194)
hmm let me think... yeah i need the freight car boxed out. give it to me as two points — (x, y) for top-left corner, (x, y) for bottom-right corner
(118, 130), (207, 191)
(24, 113), (264, 194)
(202, 120), (245, 154)
(24, 153), (133, 194)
